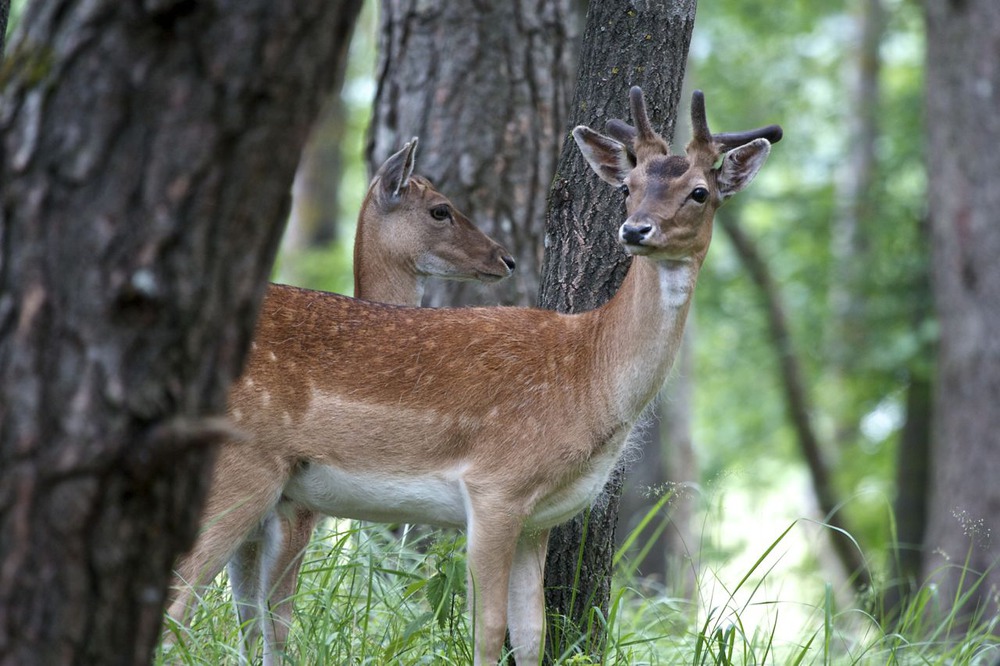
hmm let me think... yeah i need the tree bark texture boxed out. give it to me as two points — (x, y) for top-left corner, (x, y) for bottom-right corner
(1, 0), (10, 59)
(0, 2), (361, 664)
(538, 0), (696, 658)
(368, 0), (574, 307)
(717, 209), (872, 592)
(922, 0), (1000, 626)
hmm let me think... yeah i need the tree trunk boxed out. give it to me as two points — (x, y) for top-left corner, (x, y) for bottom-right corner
(368, 0), (574, 308)
(883, 372), (931, 623)
(538, 0), (696, 659)
(0, 2), (361, 664)
(285, 95), (348, 253)
(1, 0), (10, 58)
(922, 0), (1000, 627)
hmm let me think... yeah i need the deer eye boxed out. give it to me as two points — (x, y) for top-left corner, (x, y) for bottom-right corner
(691, 187), (710, 204)
(430, 205), (452, 221)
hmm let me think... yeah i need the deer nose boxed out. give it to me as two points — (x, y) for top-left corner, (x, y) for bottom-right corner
(620, 221), (653, 245)
(501, 254), (516, 273)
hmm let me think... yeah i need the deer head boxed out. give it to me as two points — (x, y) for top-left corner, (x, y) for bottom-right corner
(573, 87), (782, 264)
(358, 138), (515, 291)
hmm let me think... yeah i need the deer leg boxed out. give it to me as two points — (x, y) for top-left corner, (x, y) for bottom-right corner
(165, 446), (287, 639)
(465, 501), (524, 666)
(260, 505), (320, 666)
(227, 511), (282, 663)
(507, 528), (549, 665)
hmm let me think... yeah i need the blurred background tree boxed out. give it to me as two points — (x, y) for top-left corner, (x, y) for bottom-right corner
(921, 0), (1000, 629)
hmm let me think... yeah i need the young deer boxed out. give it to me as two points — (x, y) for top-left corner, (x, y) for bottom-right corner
(217, 137), (515, 659)
(166, 87), (781, 665)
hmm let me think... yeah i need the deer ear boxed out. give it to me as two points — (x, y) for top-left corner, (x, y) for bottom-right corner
(572, 126), (635, 187)
(716, 138), (771, 200)
(377, 137), (419, 202)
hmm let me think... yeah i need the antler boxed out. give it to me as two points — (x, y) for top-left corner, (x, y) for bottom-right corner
(691, 89), (783, 150)
(629, 86), (657, 143)
(713, 126), (783, 149)
(602, 86), (669, 157)
(690, 90), (713, 145)
(605, 119), (637, 145)
(603, 87), (783, 157)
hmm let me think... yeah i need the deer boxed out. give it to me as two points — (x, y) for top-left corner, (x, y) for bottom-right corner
(165, 86), (781, 666)
(351, 137), (515, 305)
(194, 136), (515, 660)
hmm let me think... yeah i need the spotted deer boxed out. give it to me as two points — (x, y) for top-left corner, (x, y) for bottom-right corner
(166, 87), (781, 665)
(207, 137), (516, 661)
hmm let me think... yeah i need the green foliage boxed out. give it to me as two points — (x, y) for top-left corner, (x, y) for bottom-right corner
(688, 0), (928, 575)
(272, 1), (376, 294)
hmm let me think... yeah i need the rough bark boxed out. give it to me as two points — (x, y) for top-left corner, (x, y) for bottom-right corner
(922, 0), (1000, 627)
(1, 0), (10, 59)
(0, 2), (362, 664)
(538, 0), (696, 658)
(368, 0), (574, 307)
(717, 209), (872, 593)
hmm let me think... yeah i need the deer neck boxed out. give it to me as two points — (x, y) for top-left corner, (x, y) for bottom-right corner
(352, 207), (425, 306)
(589, 254), (701, 425)
(354, 258), (425, 306)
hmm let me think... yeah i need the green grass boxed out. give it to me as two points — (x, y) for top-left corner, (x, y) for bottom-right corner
(158, 514), (999, 665)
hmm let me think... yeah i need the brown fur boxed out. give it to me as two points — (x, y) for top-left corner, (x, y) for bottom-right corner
(166, 89), (780, 666)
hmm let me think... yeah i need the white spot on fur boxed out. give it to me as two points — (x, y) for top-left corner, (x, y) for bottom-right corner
(658, 262), (694, 309)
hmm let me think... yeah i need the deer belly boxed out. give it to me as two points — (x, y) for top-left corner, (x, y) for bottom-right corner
(283, 462), (469, 528)
(527, 444), (622, 530)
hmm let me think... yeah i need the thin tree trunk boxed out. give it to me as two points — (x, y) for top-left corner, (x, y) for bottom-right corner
(368, 0), (574, 308)
(879, 211), (934, 624)
(538, 1), (696, 659)
(717, 209), (872, 593)
(922, 0), (1000, 628)
(883, 372), (931, 623)
(285, 94), (348, 253)
(0, 2), (362, 663)
(1, 0), (10, 58)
